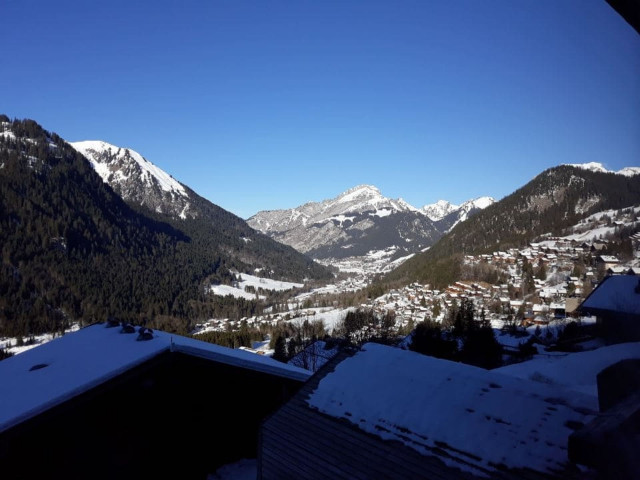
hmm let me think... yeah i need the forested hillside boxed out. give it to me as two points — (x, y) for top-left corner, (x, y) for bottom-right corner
(0, 116), (330, 337)
(386, 165), (640, 289)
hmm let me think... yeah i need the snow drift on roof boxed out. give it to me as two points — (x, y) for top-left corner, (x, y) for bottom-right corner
(0, 324), (310, 433)
(307, 343), (597, 476)
(581, 275), (640, 315)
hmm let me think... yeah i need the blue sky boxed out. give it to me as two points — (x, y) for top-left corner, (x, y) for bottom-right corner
(2, 1), (638, 219)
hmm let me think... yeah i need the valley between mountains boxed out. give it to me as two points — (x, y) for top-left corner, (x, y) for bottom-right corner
(1, 115), (639, 372)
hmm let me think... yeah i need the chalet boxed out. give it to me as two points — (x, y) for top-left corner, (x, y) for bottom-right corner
(260, 344), (596, 479)
(579, 242), (591, 252)
(565, 297), (582, 318)
(607, 265), (631, 276)
(549, 302), (566, 319)
(579, 275), (640, 343)
(591, 242), (608, 253)
(596, 255), (620, 271)
(0, 323), (310, 479)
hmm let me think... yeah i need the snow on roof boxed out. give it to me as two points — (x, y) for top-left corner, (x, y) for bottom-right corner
(307, 343), (597, 476)
(0, 324), (310, 433)
(581, 275), (640, 316)
(496, 342), (640, 397)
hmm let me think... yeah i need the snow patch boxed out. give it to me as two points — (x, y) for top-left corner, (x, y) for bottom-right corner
(370, 208), (392, 218)
(618, 167), (640, 177)
(210, 273), (304, 300)
(565, 162), (640, 176)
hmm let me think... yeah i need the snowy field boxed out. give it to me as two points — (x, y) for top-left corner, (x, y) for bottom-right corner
(537, 204), (639, 244)
(0, 323), (81, 356)
(210, 272), (304, 300)
(299, 307), (353, 332)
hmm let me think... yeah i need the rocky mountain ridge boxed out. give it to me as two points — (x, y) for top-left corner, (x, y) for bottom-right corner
(248, 185), (495, 260)
(70, 140), (193, 220)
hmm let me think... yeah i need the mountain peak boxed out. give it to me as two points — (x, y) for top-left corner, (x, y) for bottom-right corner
(70, 140), (191, 219)
(563, 162), (639, 177)
(337, 185), (382, 202)
(463, 196), (496, 210)
(564, 162), (608, 173)
(421, 200), (458, 221)
(71, 140), (187, 197)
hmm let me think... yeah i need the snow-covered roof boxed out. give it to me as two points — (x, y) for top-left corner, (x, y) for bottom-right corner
(496, 341), (640, 397)
(307, 343), (597, 476)
(580, 275), (640, 316)
(0, 324), (310, 433)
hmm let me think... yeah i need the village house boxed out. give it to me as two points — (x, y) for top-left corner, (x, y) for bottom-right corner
(579, 275), (640, 343)
(0, 323), (309, 479)
(596, 255), (620, 271)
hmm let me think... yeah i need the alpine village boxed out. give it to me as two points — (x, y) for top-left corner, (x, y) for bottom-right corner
(2, 5), (640, 480)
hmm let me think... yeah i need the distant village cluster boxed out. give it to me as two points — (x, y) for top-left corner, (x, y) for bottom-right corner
(366, 237), (638, 335)
(189, 223), (640, 352)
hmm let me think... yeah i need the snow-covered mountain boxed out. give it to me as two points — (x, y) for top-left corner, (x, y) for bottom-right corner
(249, 185), (417, 233)
(248, 185), (493, 260)
(564, 162), (640, 177)
(441, 196), (496, 231)
(421, 200), (458, 221)
(70, 140), (193, 219)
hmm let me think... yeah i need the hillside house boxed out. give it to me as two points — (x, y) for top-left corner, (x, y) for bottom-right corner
(596, 255), (620, 271)
(0, 323), (309, 479)
(591, 242), (608, 253)
(579, 275), (640, 343)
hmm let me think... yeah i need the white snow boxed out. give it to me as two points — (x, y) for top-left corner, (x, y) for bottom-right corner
(210, 273), (303, 300)
(210, 284), (264, 300)
(336, 185), (382, 204)
(565, 226), (619, 242)
(496, 342), (640, 397)
(618, 166), (640, 177)
(70, 140), (188, 196)
(0, 324), (310, 433)
(565, 162), (608, 173)
(421, 200), (458, 221)
(581, 275), (640, 316)
(370, 208), (392, 217)
(469, 196), (495, 209)
(308, 343), (598, 476)
(395, 198), (419, 212)
(303, 307), (353, 331)
(235, 273), (303, 291)
(0, 130), (16, 140)
(1, 323), (81, 356)
(565, 162), (640, 176)
(329, 214), (356, 224)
